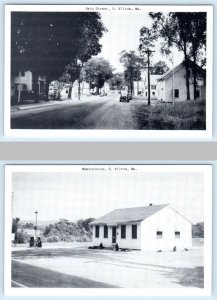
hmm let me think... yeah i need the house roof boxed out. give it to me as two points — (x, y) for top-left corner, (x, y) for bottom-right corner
(157, 60), (206, 82)
(90, 204), (169, 226)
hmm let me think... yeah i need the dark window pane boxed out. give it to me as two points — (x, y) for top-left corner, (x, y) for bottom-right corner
(132, 225), (137, 239)
(175, 231), (180, 239)
(104, 225), (108, 238)
(156, 231), (163, 239)
(95, 226), (99, 238)
(121, 225), (126, 239)
(174, 89), (179, 98)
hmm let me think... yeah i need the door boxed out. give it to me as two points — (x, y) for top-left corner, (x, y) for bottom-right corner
(112, 227), (117, 243)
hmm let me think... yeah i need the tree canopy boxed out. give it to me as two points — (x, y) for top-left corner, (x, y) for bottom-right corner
(11, 12), (106, 90)
(151, 61), (169, 75)
(120, 50), (144, 95)
(84, 57), (114, 93)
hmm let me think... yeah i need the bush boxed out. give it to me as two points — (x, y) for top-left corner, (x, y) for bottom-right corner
(45, 235), (60, 243)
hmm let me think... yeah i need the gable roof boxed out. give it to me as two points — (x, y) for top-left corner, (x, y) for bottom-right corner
(157, 60), (206, 82)
(90, 204), (169, 226)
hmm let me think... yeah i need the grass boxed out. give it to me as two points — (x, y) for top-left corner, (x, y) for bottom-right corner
(132, 100), (206, 130)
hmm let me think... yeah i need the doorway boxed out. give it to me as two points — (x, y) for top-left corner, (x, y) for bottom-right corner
(112, 227), (117, 243)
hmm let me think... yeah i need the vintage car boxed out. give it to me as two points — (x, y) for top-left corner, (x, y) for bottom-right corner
(119, 90), (130, 102)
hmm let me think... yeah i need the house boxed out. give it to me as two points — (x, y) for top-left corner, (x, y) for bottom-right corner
(157, 61), (206, 102)
(133, 75), (160, 99)
(11, 70), (46, 103)
(90, 204), (192, 251)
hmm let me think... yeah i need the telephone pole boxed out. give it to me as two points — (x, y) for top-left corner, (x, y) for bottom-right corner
(145, 50), (155, 106)
(35, 211), (38, 239)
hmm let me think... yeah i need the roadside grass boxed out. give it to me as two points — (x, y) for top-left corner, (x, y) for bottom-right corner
(132, 100), (206, 130)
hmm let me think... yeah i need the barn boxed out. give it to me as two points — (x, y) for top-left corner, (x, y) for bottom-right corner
(90, 204), (192, 251)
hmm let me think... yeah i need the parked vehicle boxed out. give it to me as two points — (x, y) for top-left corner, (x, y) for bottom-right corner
(120, 90), (130, 102)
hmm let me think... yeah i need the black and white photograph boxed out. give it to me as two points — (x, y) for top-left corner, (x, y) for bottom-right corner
(5, 165), (212, 296)
(5, 5), (213, 138)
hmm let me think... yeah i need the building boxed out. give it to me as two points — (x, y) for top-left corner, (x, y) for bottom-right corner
(90, 204), (192, 251)
(157, 61), (206, 102)
(11, 70), (46, 103)
(133, 74), (160, 99)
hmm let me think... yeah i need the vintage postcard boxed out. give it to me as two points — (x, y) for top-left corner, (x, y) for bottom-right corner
(4, 5), (213, 138)
(4, 165), (212, 296)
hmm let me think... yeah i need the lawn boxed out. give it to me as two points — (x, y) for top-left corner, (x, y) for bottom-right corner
(132, 99), (206, 130)
(12, 243), (204, 288)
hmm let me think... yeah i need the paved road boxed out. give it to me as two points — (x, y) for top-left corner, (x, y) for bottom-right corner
(11, 95), (142, 129)
(12, 260), (118, 288)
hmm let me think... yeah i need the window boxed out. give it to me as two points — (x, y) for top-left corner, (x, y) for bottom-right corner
(151, 85), (156, 89)
(22, 84), (27, 91)
(175, 231), (180, 239)
(145, 92), (148, 97)
(132, 225), (137, 239)
(196, 90), (200, 98)
(104, 226), (108, 238)
(152, 92), (155, 96)
(121, 225), (126, 239)
(66, 90), (68, 94)
(174, 89), (179, 98)
(95, 226), (99, 238)
(156, 231), (163, 239)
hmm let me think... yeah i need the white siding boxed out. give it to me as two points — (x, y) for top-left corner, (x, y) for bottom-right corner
(141, 206), (192, 251)
(92, 223), (142, 249)
(162, 66), (206, 102)
(116, 223), (141, 250)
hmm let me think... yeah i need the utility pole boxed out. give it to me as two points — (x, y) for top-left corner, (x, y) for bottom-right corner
(35, 211), (38, 240)
(145, 50), (155, 106)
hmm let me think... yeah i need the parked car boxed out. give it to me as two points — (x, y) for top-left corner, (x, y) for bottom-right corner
(119, 90), (129, 102)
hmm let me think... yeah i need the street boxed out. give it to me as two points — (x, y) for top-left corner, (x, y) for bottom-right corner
(12, 260), (117, 288)
(11, 244), (204, 288)
(11, 94), (145, 130)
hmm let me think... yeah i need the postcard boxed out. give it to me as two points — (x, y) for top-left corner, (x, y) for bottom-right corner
(4, 5), (213, 138)
(4, 164), (212, 296)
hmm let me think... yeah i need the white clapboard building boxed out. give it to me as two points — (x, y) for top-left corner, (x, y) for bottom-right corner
(90, 204), (192, 251)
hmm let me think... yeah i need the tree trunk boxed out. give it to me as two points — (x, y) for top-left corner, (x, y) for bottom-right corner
(193, 53), (197, 100)
(45, 80), (50, 102)
(184, 46), (190, 100)
(68, 85), (72, 99)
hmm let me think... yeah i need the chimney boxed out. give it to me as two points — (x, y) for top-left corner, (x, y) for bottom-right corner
(149, 203), (152, 206)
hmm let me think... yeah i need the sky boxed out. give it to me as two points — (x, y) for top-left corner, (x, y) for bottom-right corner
(96, 12), (184, 72)
(12, 169), (204, 224)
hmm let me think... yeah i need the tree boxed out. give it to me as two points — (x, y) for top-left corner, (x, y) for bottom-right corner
(139, 27), (157, 105)
(120, 51), (144, 97)
(11, 12), (106, 101)
(151, 61), (169, 75)
(109, 73), (124, 90)
(12, 217), (20, 234)
(149, 12), (206, 100)
(84, 57), (114, 94)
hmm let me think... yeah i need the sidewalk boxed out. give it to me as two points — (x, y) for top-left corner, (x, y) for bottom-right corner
(11, 98), (73, 112)
(11, 95), (101, 113)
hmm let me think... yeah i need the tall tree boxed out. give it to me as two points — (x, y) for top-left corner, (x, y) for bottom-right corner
(11, 12), (106, 101)
(120, 51), (144, 97)
(84, 57), (114, 94)
(139, 27), (157, 105)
